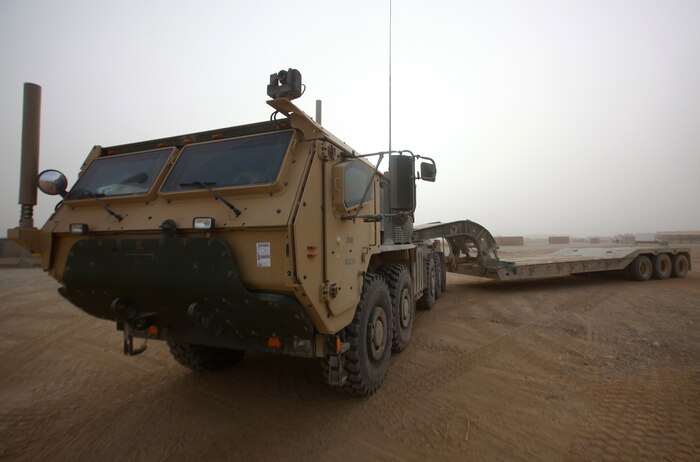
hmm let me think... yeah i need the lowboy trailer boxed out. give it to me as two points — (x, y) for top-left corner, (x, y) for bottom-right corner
(414, 220), (691, 282)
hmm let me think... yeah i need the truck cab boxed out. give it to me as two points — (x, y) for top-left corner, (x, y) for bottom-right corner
(9, 72), (441, 396)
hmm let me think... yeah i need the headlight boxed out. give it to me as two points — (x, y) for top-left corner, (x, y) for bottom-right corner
(69, 223), (88, 234)
(193, 217), (214, 230)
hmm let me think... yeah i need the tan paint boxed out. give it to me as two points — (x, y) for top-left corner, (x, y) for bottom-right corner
(12, 98), (384, 341)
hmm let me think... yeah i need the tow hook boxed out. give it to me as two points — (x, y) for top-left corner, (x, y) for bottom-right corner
(123, 326), (148, 356)
(327, 335), (350, 386)
(111, 297), (158, 356)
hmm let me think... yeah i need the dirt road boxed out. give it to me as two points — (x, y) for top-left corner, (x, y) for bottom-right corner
(1, 247), (699, 461)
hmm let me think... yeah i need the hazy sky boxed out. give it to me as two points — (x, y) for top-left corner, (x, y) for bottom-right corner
(2, 0), (699, 237)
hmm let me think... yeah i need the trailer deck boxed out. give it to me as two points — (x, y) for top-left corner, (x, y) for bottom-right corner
(413, 221), (691, 281)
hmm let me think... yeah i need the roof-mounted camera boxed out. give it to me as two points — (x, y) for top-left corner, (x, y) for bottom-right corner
(267, 68), (303, 100)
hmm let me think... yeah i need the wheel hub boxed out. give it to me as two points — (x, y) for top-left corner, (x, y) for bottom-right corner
(399, 288), (411, 328)
(367, 307), (388, 360)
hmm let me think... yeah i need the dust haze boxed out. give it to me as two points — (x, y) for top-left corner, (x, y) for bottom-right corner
(1, 0), (699, 237)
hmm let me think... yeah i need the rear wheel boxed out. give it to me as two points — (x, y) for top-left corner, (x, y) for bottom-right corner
(439, 253), (447, 293)
(628, 255), (652, 281)
(671, 254), (689, 278)
(167, 341), (245, 371)
(433, 254), (443, 298)
(652, 253), (672, 279)
(377, 264), (414, 353)
(417, 255), (436, 310)
(339, 273), (393, 396)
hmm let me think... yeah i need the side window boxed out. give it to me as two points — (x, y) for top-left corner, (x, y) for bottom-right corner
(344, 160), (374, 209)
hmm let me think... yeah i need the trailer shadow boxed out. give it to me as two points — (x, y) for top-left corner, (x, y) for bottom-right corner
(453, 270), (633, 295)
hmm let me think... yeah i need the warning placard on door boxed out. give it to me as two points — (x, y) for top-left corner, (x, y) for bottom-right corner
(257, 242), (271, 267)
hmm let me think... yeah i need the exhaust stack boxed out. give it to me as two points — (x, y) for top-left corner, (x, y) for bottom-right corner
(315, 99), (322, 125)
(18, 83), (42, 229)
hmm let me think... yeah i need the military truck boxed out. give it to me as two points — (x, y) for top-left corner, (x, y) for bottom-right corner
(9, 71), (691, 397)
(9, 73), (445, 396)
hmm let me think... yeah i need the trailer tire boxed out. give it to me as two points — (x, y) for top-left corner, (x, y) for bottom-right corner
(433, 254), (443, 299)
(652, 253), (672, 279)
(671, 254), (689, 278)
(417, 256), (436, 310)
(628, 255), (652, 281)
(167, 340), (245, 372)
(377, 264), (414, 353)
(341, 273), (393, 396)
(439, 253), (447, 293)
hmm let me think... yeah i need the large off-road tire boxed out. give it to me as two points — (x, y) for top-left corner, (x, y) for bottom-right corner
(671, 254), (689, 278)
(438, 253), (447, 293)
(628, 255), (652, 281)
(377, 264), (414, 353)
(341, 273), (393, 396)
(417, 255), (436, 310)
(652, 253), (672, 280)
(433, 254), (443, 299)
(167, 340), (245, 372)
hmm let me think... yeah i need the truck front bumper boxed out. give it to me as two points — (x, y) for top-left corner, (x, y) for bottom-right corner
(59, 236), (316, 357)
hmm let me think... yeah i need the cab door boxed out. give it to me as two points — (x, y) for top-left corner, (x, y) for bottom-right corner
(322, 157), (379, 316)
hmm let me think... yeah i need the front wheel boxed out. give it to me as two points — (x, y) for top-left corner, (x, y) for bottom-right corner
(338, 273), (393, 396)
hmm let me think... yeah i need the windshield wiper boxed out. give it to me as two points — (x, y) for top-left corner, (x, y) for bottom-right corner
(180, 181), (242, 217)
(71, 189), (123, 222)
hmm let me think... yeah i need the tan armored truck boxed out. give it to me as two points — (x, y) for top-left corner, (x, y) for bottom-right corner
(9, 72), (444, 396)
(9, 71), (691, 397)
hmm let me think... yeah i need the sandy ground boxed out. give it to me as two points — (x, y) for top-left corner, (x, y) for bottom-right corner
(1, 245), (699, 461)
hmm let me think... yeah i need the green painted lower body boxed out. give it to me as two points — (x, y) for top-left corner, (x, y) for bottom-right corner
(59, 236), (316, 357)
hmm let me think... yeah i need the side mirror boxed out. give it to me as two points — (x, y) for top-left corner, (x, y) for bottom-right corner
(389, 155), (415, 211)
(37, 169), (68, 197)
(420, 162), (436, 182)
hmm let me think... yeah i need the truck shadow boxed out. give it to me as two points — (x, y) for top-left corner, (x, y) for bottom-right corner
(453, 271), (635, 294)
(162, 353), (355, 402)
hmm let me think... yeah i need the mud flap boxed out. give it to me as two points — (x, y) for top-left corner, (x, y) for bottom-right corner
(327, 338), (350, 386)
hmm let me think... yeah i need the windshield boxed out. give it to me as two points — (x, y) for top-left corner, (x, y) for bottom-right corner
(160, 130), (293, 192)
(65, 147), (173, 200)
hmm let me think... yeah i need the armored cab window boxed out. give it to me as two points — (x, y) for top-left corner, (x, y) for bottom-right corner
(344, 160), (375, 209)
(65, 147), (173, 200)
(161, 131), (293, 192)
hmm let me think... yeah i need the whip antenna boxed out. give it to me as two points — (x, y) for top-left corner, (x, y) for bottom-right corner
(389, 0), (392, 152)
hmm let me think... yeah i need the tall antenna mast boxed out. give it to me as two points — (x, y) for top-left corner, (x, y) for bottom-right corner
(389, 0), (392, 152)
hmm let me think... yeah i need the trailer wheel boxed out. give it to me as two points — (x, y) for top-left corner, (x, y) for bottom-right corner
(671, 254), (689, 278)
(341, 273), (393, 396)
(433, 254), (443, 298)
(417, 256), (436, 310)
(628, 255), (653, 281)
(377, 264), (414, 353)
(652, 253), (672, 279)
(167, 340), (245, 372)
